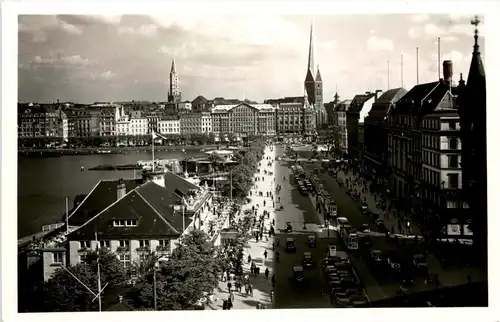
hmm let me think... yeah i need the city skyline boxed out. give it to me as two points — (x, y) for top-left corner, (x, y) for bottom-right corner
(18, 14), (484, 104)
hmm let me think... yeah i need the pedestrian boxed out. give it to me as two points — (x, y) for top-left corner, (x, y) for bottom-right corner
(264, 250), (268, 260)
(270, 290), (274, 301)
(248, 254), (252, 264)
(265, 268), (269, 279)
(256, 266), (260, 276)
(245, 284), (249, 296)
(227, 296), (233, 310)
(272, 218), (275, 226)
(271, 274), (276, 288)
(222, 299), (228, 310)
(272, 242), (275, 251)
(260, 231), (263, 240)
(256, 234), (259, 243)
(227, 281), (232, 292)
(249, 284), (254, 296)
(230, 290), (235, 303)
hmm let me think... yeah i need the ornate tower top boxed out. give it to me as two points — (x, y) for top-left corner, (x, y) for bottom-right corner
(471, 15), (481, 53)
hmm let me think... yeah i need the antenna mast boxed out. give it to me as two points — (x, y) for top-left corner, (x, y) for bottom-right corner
(438, 37), (441, 79)
(401, 54), (404, 88)
(416, 47), (419, 85)
(387, 60), (390, 90)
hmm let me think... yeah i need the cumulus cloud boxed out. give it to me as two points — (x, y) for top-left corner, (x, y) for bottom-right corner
(411, 14), (430, 23)
(59, 20), (84, 35)
(100, 71), (116, 79)
(118, 24), (158, 37)
(366, 36), (394, 52)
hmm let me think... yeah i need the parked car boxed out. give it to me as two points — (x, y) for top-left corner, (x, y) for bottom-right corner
(308, 235), (317, 248)
(413, 253), (428, 269)
(290, 266), (305, 282)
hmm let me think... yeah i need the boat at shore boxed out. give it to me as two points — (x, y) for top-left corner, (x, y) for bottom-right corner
(97, 149), (112, 154)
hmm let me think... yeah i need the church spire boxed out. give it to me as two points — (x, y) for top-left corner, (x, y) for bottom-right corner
(171, 58), (177, 73)
(307, 22), (315, 75)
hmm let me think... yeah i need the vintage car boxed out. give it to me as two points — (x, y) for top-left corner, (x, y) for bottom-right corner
(308, 235), (317, 248)
(290, 266), (305, 282)
(303, 252), (314, 268)
(285, 237), (297, 253)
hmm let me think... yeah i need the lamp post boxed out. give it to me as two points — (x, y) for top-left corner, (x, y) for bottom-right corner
(153, 257), (169, 311)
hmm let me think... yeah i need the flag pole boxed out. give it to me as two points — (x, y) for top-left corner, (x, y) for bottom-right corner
(152, 132), (155, 172)
(65, 197), (69, 235)
(95, 232), (102, 312)
(182, 204), (185, 232)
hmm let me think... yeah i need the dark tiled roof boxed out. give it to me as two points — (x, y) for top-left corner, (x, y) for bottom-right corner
(464, 50), (486, 109)
(349, 93), (376, 113)
(67, 179), (143, 226)
(393, 82), (440, 115)
(136, 181), (191, 232)
(69, 188), (181, 239)
(336, 100), (352, 112)
(192, 96), (208, 105)
(305, 69), (315, 82)
(163, 172), (200, 197)
(368, 88), (408, 119)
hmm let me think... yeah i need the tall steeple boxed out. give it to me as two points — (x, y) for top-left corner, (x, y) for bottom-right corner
(168, 57), (181, 103)
(307, 23), (315, 76)
(171, 58), (177, 73)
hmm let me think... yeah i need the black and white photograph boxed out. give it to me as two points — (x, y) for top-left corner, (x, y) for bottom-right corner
(2, 1), (499, 321)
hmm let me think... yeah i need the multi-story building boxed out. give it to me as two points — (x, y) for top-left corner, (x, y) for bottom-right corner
(18, 104), (68, 142)
(324, 92), (340, 127)
(419, 106), (463, 228)
(65, 171), (214, 268)
(363, 88), (407, 184)
(332, 99), (350, 154)
(115, 105), (130, 138)
(168, 58), (181, 103)
(200, 112), (212, 134)
(158, 115), (181, 135)
(178, 101), (192, 111)
(145, 110), (163, 134)
(99, 107), (116, 136)
(211, 103), (277, 137)
(388, 74), (455, 220)
(458, 19), (486, 249)
(346, 92), (378, 159)
(129, 116), (148, 136)
(180, 112), (203, 135)
(275, 102), (315, 135)
(66, 107), (100, 138)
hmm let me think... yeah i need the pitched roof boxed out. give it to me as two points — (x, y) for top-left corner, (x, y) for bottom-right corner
(349, 93), (376, 113)
(191, 96), (208, 105)
(368, 88), (408, 118)
(392, 81), (441, 115)
(68, 183), (182, 239)
(67, 179), (143, 226)
(315, 68), (322, 82)
(336, 100), (352, 112)
(305, 68), (315, 82)
(163, 171), (200, 197)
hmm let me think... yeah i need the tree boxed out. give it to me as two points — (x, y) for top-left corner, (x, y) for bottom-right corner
(83, 249), (128, 287)
(207, 152), (226, 172)
(133, 230), (223, 310)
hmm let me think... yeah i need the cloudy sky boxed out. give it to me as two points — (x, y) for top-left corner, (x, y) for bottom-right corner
(18, 13), (484, 104)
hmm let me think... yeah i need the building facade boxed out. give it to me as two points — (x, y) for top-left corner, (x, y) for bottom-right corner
(346, 92), (377, 159)
(363, 88), (407, 184)
(211, 103), (276, 137)
(129, 116), (148, 136)
(333, 99), (350, 154)
(99, 107), (116, 136)
(18, 104), (69, 142)
(158, 115), (181, 135)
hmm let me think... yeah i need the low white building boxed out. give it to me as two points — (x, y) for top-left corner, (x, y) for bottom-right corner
(201, 112), (212, 134)
(129, 117), (148, 136)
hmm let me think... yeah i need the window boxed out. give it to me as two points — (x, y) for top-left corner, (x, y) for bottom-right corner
(119, 254), (131, 268)
(79, 240), (90, 249)
(448, 174), (459, 188)
(446, 200), (457, 208)
(99, 240), (110, 248)
(449, 137), (457, 150)
(139, 240), (150, 247)
(449, 155), (459, 168)
(125, 220), (137, 227)
(53, 252), (64, 264)
(449, 121), (456, 130)
(79, 254), (87, 263)
(119, 240), (130, 248)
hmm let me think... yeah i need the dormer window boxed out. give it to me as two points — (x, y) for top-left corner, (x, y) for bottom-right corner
(113, 219), (137, 227)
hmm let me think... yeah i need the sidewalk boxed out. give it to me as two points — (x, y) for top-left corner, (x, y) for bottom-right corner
(209, 144), (277, 310)
(334, 167), (421, 236)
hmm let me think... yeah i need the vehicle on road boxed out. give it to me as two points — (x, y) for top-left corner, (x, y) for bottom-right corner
(330, 277), (358, 288)
(285, 237), (297, 253)
(336, 217), (349, 228)
(290, 266), (305, 282)
(360, 224), (370, 232)
(360, 202), (368, 212)
(370, 249), (384, 263)
(308, 235), (317, 248)
(303, 252), (314, 268)
(285, 222), (293, 233)
(413, 253), (428, 269)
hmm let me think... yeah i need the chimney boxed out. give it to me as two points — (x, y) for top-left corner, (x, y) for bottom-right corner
(375, 89), (383, 100)
(117, 179), (126, 200)
(365, 91), (371, 95)
(443, 60), (453, 84)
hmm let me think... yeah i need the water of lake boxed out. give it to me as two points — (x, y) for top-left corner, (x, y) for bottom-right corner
(17, 148), (205, 238)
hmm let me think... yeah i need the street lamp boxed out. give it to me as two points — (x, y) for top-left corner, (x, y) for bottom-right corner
(153, 256), (169, 311)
